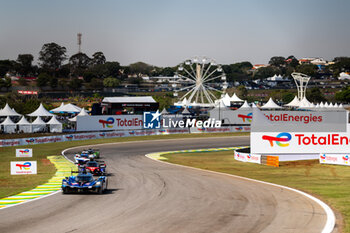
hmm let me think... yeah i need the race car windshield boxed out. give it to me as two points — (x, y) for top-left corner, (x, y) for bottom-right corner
(86, 162), (98, 167)
(80, 154), (88, 158)
(76, 174), (93, 182)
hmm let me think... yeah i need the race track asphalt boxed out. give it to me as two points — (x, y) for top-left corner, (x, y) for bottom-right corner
(0, 136), (328, 233)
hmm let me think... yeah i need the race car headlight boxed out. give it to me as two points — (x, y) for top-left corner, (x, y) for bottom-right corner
(62, 181), (68, 185)
(96, 181), (101, 186)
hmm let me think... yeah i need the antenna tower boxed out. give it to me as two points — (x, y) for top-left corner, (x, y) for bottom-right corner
(77, 33), (82, 53)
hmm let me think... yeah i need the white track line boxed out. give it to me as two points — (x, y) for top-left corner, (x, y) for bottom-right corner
(145, 152), (335, 233)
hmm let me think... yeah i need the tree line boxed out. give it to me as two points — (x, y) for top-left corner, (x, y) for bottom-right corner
(1, 42), (350, 91)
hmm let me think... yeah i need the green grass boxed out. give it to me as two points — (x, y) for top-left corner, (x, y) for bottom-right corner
(162, 151), (350, 233)
(0, 132), (248, 198)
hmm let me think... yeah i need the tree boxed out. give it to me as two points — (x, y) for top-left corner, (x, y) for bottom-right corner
(16, 54), (34, 76)
(269, 56), (286, 67)
(254, 66), (279, 80)
(92, 52), (106, 65)
(36, 73), (51, 88)
(38, 42), (67, 72)
(237, 85), (248, 98)
(330, 57), (350, 77)
(129, 62), (153, 76)
(335, 86), (350, 102)
(0, 60), (15, 77)
(286, 55), (299, 68)
(103, 76), (120, 87)
(68, 78), (83, 90)
(295, 64), (318, 77)
(282, 92), (295, 103)
(306, 87), (327, 102)
(49, 77), (58, 88)
(0, 77), (12, 91)
(86, 78), (103, 90)
(69, 53), (91, 76)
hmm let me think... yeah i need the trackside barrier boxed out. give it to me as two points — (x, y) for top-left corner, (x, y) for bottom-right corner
(0, 126), (249, 148)
(234, 150), (280, 167)
(319, 153), (350, 166)
(234, 150), (261, 164)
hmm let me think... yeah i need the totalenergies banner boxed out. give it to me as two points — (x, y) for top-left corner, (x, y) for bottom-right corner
(251, 132), (350, 154)
(0, 127), (246, 148)
(77, 115), (143, 131)
(234, 150), (261, 164)
(319, 153), (350, 166)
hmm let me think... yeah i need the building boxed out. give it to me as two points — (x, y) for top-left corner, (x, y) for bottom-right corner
(100, 96), (159, 115)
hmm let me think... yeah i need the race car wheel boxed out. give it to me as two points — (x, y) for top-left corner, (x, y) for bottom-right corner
(98, 187), (103, 194)
(62, 188), (69, 194)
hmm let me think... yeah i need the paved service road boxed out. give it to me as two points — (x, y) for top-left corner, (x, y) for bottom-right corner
(0, 136), (328, 233)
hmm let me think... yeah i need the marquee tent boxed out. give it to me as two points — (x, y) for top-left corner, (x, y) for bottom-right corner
(161, 108), (168, 114)
(1, 116), (16, 133)
(238, 100), (251, 110)
(68, 108), (89, 122)
(17, 116), (32, 133)
(285, 96), (300, 107)
(50, 102), (65, 113)
(0, 103), (21, 116)
(47, 116), (62, 133)
(61, 103), (82, 113)
(31, 116), (47, 132)
(27, 103), (54, 117)
(182, 108), (191, 115)
(230, 93), (244, 102)
(260, 98), (282, 109)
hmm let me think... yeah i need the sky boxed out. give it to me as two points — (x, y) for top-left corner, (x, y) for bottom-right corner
(1, 0), (350, 67)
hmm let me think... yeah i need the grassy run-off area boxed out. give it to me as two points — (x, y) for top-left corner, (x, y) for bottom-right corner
(0, 132), (248, 199)
(162, 151), (350, 233)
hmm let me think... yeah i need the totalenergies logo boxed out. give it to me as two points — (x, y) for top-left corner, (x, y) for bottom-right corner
(247, 154), (251, 159)
(99, 117), (114, 128)
(16, 162), (31, 170)
(66, 135), (73, 140)
(343, 155), (349, 163)
(235, 126), (243, 131)
(320, 154), (326, 160)
(19, 149), (30, 154)
(262, 132), (292, 147)
(26, 138), (35, 144)
(99, 133), (106, 137)
(238, 113), (252, 123)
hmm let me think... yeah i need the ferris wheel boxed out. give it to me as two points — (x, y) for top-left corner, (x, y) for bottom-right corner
(173, 57), (227, 107)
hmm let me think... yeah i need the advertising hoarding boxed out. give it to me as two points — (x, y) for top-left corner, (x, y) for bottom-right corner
(77, 115), (143, 131)
(11, 161), (37, 175)
(319, 153), (350, 166)
(251, 132), (350, 154)
(16, 149), (33, 157)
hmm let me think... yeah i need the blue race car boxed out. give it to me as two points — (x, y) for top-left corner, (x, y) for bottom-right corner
(62, 171), (108, 194)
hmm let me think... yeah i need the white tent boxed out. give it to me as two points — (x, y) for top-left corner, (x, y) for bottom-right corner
(47, 116), (62, 133)
(221, 94), (231, 107)
(182, 108), (191, 115)
(68, 107), (89, 122)
(28, 103), (54, 117)
(61, 103), (82, 113)
(50, 102), (65, 113)
(285, 96), (300, 107)
(230, 93), (244, 102)
(238, 100), (251, 110)
(31, 116), (47, 132)
(0, 103), (21, 116)
(17, 116), (32, 133)
(260, 98), (282, 109)
(1, 116), (16, 133)
(298, 97), (314, 109)
(161, 108), (168, 114)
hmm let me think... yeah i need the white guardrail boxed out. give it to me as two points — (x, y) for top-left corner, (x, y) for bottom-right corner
(0, 126), (250, 147)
